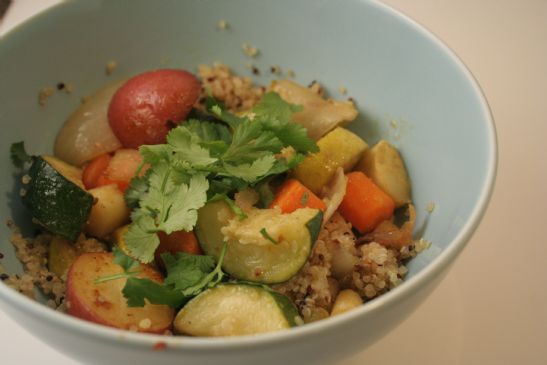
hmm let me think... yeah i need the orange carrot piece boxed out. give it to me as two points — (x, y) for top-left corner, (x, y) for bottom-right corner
(82, 154), (111, 190)
(82, 153), (130, 192)
(339, 171), (395, 233)
(269, 179), (326, 214)
(155, 230), (202, 268)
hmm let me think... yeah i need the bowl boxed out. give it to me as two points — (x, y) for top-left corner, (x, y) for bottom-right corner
(0, 1), (497, 364)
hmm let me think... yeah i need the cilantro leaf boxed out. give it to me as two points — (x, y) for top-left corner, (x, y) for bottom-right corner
(252, 92), (318, 153)
(167, 127), (218, 166)
(205, 96), (246, 129)
(222, 155), (276, 183)
(160, 173), (208, 233)
(124, 173), (150, 209)
(10, 141), (32, 168)
(208, 194), (247, 220)
(162, 252), (216, 291)
(223, 120), (282, 163)
(123, 277), (189, 307)
(125, 215), (160, 263)
(122, 243), (228, 308)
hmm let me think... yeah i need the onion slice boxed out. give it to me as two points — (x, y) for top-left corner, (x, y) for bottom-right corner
(54, 80), (124, 166)
(271, 80), (358, 140)
(321, 167), (348, 224)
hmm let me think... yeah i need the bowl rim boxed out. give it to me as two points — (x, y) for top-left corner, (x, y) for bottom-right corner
(0, 0), (497, 351)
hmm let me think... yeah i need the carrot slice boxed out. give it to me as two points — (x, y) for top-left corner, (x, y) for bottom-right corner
(82, 153), (129, 192)
(82, 154), (111, 190)
(269, 179), (326, 214)
(155, 230), (202, 268)
(339, 171), (395, 233)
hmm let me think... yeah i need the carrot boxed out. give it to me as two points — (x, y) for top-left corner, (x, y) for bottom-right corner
(82, 154), (111, 189)
(82, 153), (129, 192)
(339, 171), (395, 233)
(269, 179), (326, 214)
(155, 230), (202, 268)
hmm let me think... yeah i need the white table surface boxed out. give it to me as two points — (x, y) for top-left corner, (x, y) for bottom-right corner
(1, 1), (546, 364)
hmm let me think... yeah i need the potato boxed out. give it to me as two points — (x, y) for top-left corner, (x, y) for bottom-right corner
(66, 252), (174, 333)
(356, 140), (411, 207)
(330, 289), (363, 316)
(85, 184), (130, 238)
(292, 127), (368, 194)
(48, 236), (78, 277)
(108, 69), (201, 148)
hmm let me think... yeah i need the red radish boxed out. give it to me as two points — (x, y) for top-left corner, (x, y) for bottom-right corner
(108, 69), (201, 148)
(66, 252), (174, 333)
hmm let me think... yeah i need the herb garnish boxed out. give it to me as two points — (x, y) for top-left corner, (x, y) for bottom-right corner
(260, 227), (278, 244)
(10, 142), (32, 168)
(124, 92), (317, 263)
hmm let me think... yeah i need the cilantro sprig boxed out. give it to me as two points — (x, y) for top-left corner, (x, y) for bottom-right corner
(121, 243), (228, 308)
(10, 141), (32, 168)
(124, 92), (318, 263)
(95, 246), (141, 284)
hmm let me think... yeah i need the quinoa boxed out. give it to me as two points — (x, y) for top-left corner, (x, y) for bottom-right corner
(197, 63), (265, 112)
(3, 220), (107, 310)
(274, 212), (413, 322)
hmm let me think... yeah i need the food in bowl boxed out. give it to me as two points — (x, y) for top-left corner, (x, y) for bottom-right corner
(4, 63), (429, 336)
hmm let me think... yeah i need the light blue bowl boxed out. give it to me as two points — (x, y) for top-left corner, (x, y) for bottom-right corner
(0, 1), (496, 364)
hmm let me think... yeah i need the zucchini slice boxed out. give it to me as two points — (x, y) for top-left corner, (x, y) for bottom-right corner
(22, 156), (94, 241)
(174, 283), (301, 336)
(196, 201), (322, 284)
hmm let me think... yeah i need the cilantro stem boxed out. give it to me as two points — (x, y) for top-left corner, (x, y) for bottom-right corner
(94, 271), (140, 284)
(182, 243), (227, 295)
(260, 228), (278, 244)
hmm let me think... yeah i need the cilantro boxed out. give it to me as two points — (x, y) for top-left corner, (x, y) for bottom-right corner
(300, 191), (309, 205)
(10, 141), (32, 168)
(122, 243), (228, 308)
(222, 155), (276, 182)
(252, 92), (319, 153)
(255, 179), (275, 208)
(124, 92), (315, 264)
(126, 164), (208, 263)
(124, 173), (150, 209)
(260, 228), (278, 244)
(209, 194), (247, 220)
(95, 247), (141, 284)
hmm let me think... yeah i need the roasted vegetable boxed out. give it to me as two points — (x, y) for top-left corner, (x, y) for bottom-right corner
(85, 184), (130, 238)
(356, 140), (411, 207)
(22, 156), (93, 241)
(271, 80), (358, 140)
(292, 127), (368, 194)
(66, 252), (174, 333)
(196, 201), (322, 284)
(174, 283), (300, 336)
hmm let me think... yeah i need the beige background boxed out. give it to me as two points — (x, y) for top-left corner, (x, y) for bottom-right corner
(1, 0), (546, 364)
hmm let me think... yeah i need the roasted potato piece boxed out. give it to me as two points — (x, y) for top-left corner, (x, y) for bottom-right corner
(85, 184), (130, 238)
(292, 127), (368, 194)
(66, 252), (174, 333)
(356, 140), (411, 207)
(271, 80), (358, 140)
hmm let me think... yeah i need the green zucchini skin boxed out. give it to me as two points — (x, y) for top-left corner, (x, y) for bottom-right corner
(22, 156), (93, 241)
(174, 283), (302, 336)
(196, 201), (323, 284)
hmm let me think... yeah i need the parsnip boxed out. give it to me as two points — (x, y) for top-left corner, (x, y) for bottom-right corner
(356, 140), (411, 207)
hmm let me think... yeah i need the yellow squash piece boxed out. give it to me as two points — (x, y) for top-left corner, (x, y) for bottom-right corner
(48, 236), (78, 277)
(292, 127), (368, 194)
(356, 140), (411, 207)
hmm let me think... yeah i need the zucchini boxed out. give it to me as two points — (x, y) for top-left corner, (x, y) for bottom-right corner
(196, 202), (322, 284)
(22, 156), (94, 241)
(174, 283), (301, 336)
